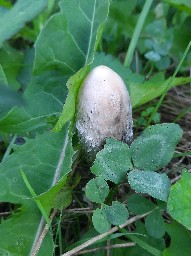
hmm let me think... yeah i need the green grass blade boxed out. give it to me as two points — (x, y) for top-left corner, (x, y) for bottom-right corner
(120, 228), (161, 256)
(20, 168), (51, 226)
(146, 40), (191, 127)
(124, 0), (153, 68)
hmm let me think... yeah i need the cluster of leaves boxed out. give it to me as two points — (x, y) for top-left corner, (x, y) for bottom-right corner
(85, 123), (182, 234)
(0, 0), (191, 255)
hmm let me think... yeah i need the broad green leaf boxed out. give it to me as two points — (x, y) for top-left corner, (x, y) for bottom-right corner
(0, 0), (47, 46)
(0, 44), (23, 90)
(36, 175), (73, 211)
(130, 73), (191, 108)
(91, 138), (133, 184)
(162, 221), (191, 256)
(85, 177), (109, 204)
(167, 170), (191, 230)
(103, 201), (129, 226)
(164, 0), (191, 15)
(128, 194), (156, 215)
(0, 71), (68, 133)
(0, 86), (24, 113)
(18, 48), (34, 90)
(130, 124), (183, 171)
(92, 208), (111, 233)
(0, 124), (74, 254)
(34, 0), (109, 75)
(128, 170), (171, 201)
(145, 209), (166, 238)
(0, 201), (54, 256)
(36, 171), (80, 212)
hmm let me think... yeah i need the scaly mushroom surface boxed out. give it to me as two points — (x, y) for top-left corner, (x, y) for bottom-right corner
(76, 65), (133, 161)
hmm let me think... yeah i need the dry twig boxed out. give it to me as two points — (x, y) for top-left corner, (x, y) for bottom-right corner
(74, 242), (135, 255)
(62, 212), (150, 256)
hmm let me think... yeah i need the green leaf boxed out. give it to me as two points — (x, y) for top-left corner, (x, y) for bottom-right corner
(92, 208), (111, 233)
(0, 124), (74, 253)
(34, 0), (109, 75)
(0, 201), (54, 256)
(162, 221), (191, 256)
(0, 86), (24, 113)
(130, 73), (191, 108)
(0, 71), (68, 133)
(85, 177), (109, 204)
(103, 201), (129, 226)
(145, 51), (161, 62)
(165, 0), (191, 15)
(130, 123), (183, 171)
(155, 56), (170, 71)
(167, 170), (191, 230)
(128, 194), (156, 215)
(91, 138), (133, 184)
(36, 175), (73, 211)
(0, 63), (8, 85)
(0, 0), (47, 46)
(0, 44), (23, 90)
(18, 48), (34, 90)
(145, 209), (166, 238)
(128, 170), (171, 201)
(127, 234), (162, 256)
(122, 221), (165, 256)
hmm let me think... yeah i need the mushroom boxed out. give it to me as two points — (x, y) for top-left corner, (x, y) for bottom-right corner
(76, 65), (133, 162)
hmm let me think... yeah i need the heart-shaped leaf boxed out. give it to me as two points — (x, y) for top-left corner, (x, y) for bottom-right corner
(91, 138), (132, 184)
(85, 177), (109, 204)
(92, 208), (111, 233)
(103, 201), (129, 226)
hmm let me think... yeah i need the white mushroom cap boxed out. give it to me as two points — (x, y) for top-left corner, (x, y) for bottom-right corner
(76, 65), (133, 161)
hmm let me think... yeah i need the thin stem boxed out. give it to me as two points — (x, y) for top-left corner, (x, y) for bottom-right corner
(62, 212), (151, 256)
(75, 242), (135, 255)
(146, 40), (191, 127)
(124, 0), (153, 68)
